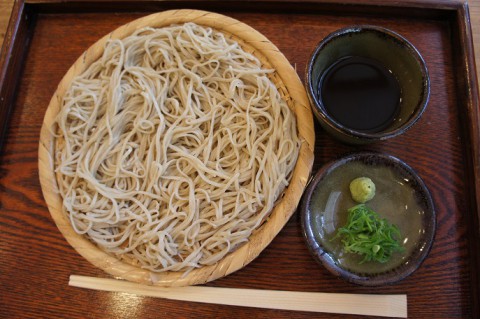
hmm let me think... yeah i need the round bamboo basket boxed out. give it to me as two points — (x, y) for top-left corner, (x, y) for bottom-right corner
(38, 9), (315, 287)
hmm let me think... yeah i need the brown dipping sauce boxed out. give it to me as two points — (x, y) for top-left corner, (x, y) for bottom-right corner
(318, 56), (401, 133)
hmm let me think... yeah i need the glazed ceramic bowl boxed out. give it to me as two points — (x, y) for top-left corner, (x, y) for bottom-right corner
(300, 152), (435, 286)
(306, 25), (430, 144)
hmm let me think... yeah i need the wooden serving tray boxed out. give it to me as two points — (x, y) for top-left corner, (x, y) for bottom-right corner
(0, 0), (479, 318)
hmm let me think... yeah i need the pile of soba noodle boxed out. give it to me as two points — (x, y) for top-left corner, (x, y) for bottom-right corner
(54, 22), (300, 273)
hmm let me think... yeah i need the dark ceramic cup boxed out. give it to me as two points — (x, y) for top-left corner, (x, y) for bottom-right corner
(300, 152), (436, 286)
(306, 26), (430, 144)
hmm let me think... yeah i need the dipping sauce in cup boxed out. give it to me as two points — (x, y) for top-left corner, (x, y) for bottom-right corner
(320, 56), (401, 133)
(306, 26), (430, 144)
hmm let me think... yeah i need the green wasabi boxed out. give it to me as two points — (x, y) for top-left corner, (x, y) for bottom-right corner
(349, 177), (376, 203)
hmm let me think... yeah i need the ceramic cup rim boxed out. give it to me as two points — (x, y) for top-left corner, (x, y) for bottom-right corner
(306, 25), (431, 142)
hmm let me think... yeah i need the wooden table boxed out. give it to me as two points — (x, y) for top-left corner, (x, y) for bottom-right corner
(0, 1), (479, 318)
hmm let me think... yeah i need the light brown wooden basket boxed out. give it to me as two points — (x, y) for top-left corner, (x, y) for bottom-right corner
(38, 9), (315, 287)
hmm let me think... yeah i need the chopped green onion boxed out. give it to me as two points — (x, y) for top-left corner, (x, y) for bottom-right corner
(333, 204), (404, 264)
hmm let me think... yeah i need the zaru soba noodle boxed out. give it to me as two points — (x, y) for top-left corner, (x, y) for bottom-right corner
(54, 22), (300, 273)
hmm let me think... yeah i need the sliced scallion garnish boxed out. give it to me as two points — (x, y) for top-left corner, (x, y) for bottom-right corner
(333, 204), (404, 264)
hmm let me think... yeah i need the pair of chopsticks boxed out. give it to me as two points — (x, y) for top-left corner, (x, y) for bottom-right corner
(69, 275), (407, 318)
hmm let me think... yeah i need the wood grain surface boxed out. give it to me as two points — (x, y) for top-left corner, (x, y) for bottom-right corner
(0, 1), (479, 319)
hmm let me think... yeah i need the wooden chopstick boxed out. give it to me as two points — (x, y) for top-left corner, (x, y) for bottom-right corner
(69, 275), (407, 318)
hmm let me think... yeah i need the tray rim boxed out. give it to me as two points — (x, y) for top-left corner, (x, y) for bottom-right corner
(0, 0), (478, 314)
